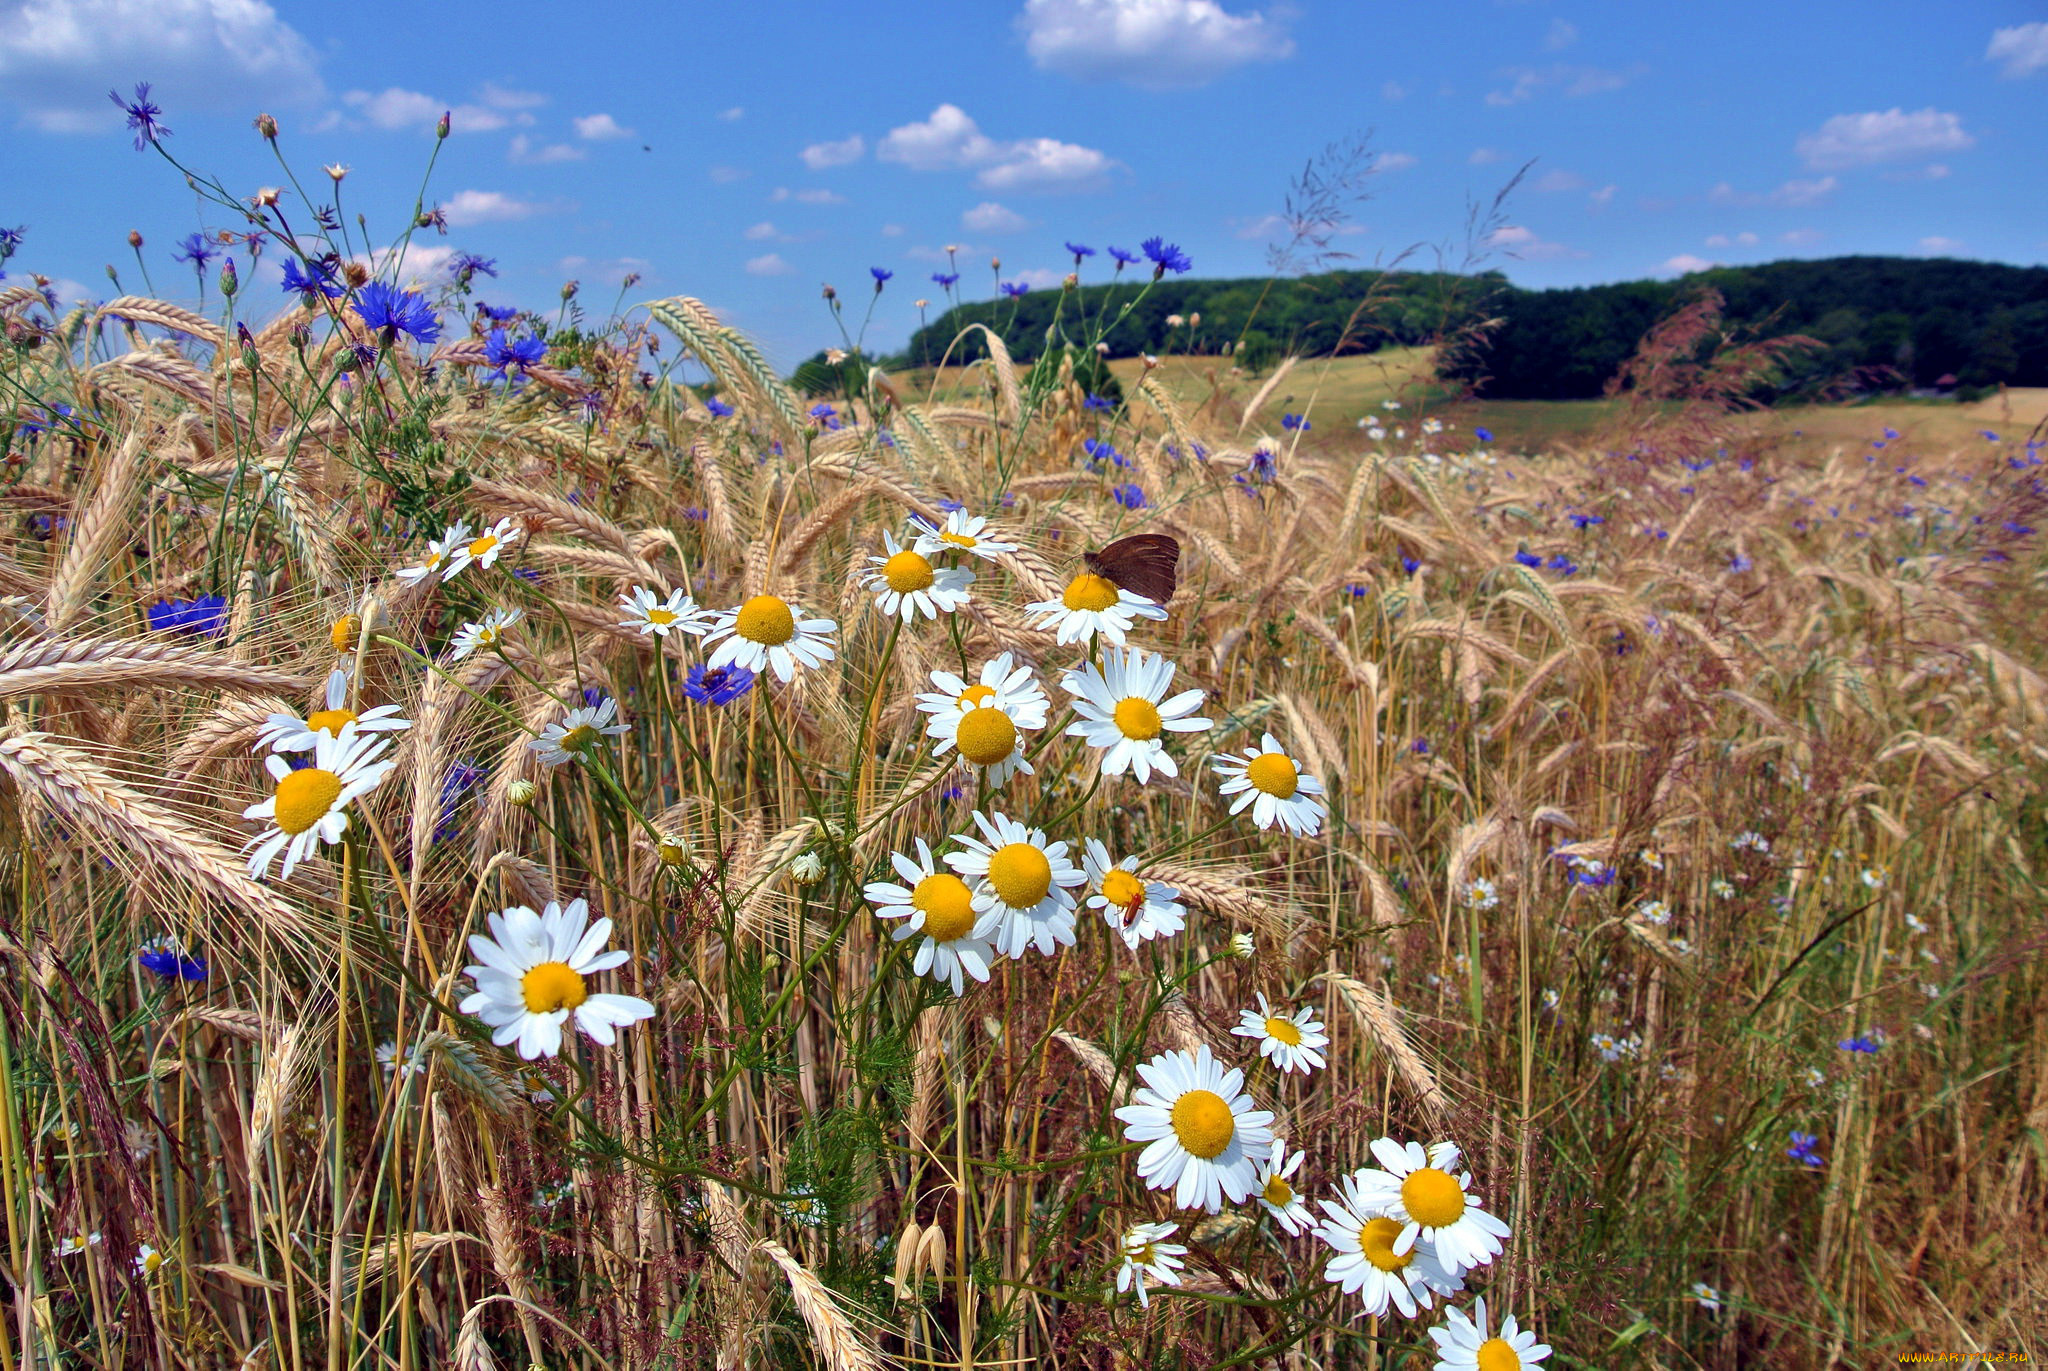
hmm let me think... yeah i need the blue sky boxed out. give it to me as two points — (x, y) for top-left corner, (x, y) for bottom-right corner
(2, 0), (2044, 367)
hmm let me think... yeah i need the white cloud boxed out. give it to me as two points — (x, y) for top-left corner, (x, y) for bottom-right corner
(1485, 224), (1585, 260)
(1234, 212), (1289, 239)
(1543, 17), (1578, 50)
(1795, 108), (1972, 170)
(962, 201), (1028, 233)
(1588, 184), (1616, 207)
(878, 104), (1115, 190)
(1918, 235), (1964, 255)
(1882, 163), (1951, 182)
(717, 105), (744, 121)
(1704, 231), (1760, 248)
(1485, 63), (1638, 106)
(1533, 169), (1585, 193)
(353, 243), (456, 287)
(744, 253), (792, 276)
(881, 223), (905, 237)
(1662, 254), (1716, 274)
(0, 0), (324, 130)
(709, 165), (749, 183)
(1987, 22), (2048, 77)
(509, 134), (584, 164)
(1007, 266), (1066, 289)
(1780, 228), (1823, 246)
(1708, 176), (1837, 208)
(744, 221), (779, 241)
(480, 83), (547, 111)
(801, 134), (865, 169)
(1382, 80), (1408, 100)
(1469, 147), (1504, 165)
(771, 186), (847, 205)
(1017, 0), (1293, 89)
(442, 189), (545, 227)
(574, 113), (633, 141)
(556, 254), (649, 284)
(1377, 151), (1418, 172)
(341, 88), (532, 134)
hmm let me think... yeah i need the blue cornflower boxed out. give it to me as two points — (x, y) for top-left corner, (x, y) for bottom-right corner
(1547, 554), (1578, 576)
(1681, 456), (1713, 473)
(1514, 548), (1544, 569)
(1065, 242), (1096, 260)
(1883, 427), (1900, 440)
(280, 256), (342, 302)
(683, 663), (755, 706)
(1111, 483), (1147, 510)
(1106, 245), (1141, 267)
(931, 272), (960, 288)
(809, 402), (841, 431)
(353, 281), (442, 345)
(1837, 1035), (1881, 1054)
(1411, 738), (1431, 755)
(110, 83), (171, 150)
(1280, 413), (1310, 431)
(449, 252), (498, 284)
(1981, 430), (1999, 441)
(1401, 555), (1421, 575)
(0, 225), (22, 263)
(1729, 552), (1753, 572)
(580, 687), (610, 709)
(1569, 512), (1605, 530)
(937, 498), (966, 513)
(147, 595), (228, 637)
(137, 938), (206, 982)
(1244, 447), (1276, 483)
(940, 783), (965, 801)
(1083, 393), (1115, 411)
(870, 267), (892, 288)
(705, 397), (734, 417)
(18, 403), (76, 441)
(1081, 437), (1127, 470)
(434, 759), (484, 842)
(1343, 583), (1369, 599)
(682, 507), (708, 522)
(476, 302), (519, 323)
(173, 232), (218, 271)
(999, 281), (1029, 298)
(1787, 1131), (1824, 1168)
(1140, 236), (1192, 277)
(512, 567), (542, 582)
(1474, 426), (1493, 443)
(484, 328), (547, 383)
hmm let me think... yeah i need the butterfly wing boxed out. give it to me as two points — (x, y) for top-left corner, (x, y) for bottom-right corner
(1084, 534), (1181, 604)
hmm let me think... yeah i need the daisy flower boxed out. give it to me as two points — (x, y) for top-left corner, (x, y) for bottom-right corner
(1252, 1140), (1315, 1236)
(1212, 732), (1328, 837)
(56, 1232), (101, 1256)
(619, 585), (709, 638)
(1114, 1221), (1187, 1308)
(944, 810), (1085, 959)
(1114, 1044), (1276, 1213)
(133, 1244), (164, 1277)
(1024, 572), (1167, 646)
(1346, 1139), (1511, 1276)
(443, 516), (521, 580)
(1081, 839), (1186, 949)
(260, 670), (410, 755)
(376, 1040), (428, 1077)
(925, 692), (1038, 787)
(450, 607), (523, 661)
(396, 521), (471, 586)
(1316, 1171), (1463, 1318)
(1427, 1296), (1551, 1371)
(910, 508), (1018, 562)
(703, 594), (838, 684)
(458, 897), (655, 1060)
(914, 653), (1050, 732)
(1230, 993), (1330, 1075)
(529, 695), (630, 768)
(863, 839), (1000, 995)
(243, 723), (397, 880)
(864, 530), (975, 622)
(1061, 647), (1210, 783)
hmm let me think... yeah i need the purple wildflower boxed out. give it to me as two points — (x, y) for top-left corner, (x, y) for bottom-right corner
(1140, 237), (1192, 277)
(683, 663), (755, 706)
(1106, 245), (1140, 267)
(280, 256), (342, 302)
(931, 272), (960, 288)
(109, 83), (170, 150)
(137, 940), (206, 982)
(705, 397), (734, 417)
(484, 328), (547, 383)
(870, 267), (892, 288)
(173, 232), (218, 272)
(999, 281), (1029, 298)
(146, 595), (228, 637)
(353, 281), (442, 346)
(1111, 483), (1146, 510)
(1787, 1131), (1824, 1168)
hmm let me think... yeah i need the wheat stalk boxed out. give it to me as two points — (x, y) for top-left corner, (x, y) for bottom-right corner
(0, 635), (312, 700)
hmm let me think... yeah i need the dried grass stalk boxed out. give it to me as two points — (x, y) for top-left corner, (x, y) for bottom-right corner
(0, 635), (312, 700)
(1318, 971), (1448, 1120)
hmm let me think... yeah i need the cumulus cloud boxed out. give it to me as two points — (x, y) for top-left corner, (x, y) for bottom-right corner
(1779, 228), (1823, 246)
(878, 104), (1115, 191)
(0, 0), (324, 130)
(1662, 253), (1716, 274)
(717, 105), (744, 121)
(1017, 0), (1293, 89)
(744, 221), (779, 241)
(1533, 169), (1586, 193)
(341, 87), (535, 134)
(1708, 176), (1837, 209)
(1987, 22), (2048, 77)
(771, 186), (846, 205)
(442, 189), (547, 227)
(509, 134), (583, 164)
(1485, 224), (1585, 261)
(1588, 184), (1616, 207)
(1235, 213), (1289, 240)
(574, 113), (633, 140)
(556, 254), (649, 284)
(1795, 108), (1972, 170)
(744, 253), (792, 276)
(962, 201), (1028, 233)
(1918, 235), (1965, 255)
(1469, 147), (1504, 165)
(1882, 163), (1951, 182)
(353, 243), (457, 287)
(709, 165), (749, 183)
(1543, 18), (1578, 50)
(1377, 151), (1418, 172)
(1381, 80), (1408, 100)
(801, 134), (865, 169)
(1485, 63), (1639, 106)
(1704, 231), (1760, 248)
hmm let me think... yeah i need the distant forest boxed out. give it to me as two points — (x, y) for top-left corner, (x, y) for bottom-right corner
(856, 256), (2048, 403)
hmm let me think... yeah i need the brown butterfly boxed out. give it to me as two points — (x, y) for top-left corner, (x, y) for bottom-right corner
(1085, 533), (1180, 605)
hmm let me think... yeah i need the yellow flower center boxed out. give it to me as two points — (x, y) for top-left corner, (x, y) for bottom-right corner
(140, 1250), (162, 1275)
(1262, 1174), (1295, 1208)
(1245, 752), (1300, 798)
(1062, 573), (1121, 612)
(987, 841), (1052, 909)
(306, 707), (357, 735)
(912, 872), (978, 942)
(941, 530), (978, 548)
(1264, 1015), (1303, 1046)
(559, 724), (600, 753)
(331, 614), (361, 652)
(273, 767), (342, 836)
(736, 595), (796, 645)
(1112, 696), (1163, 740)
(647, 607), (678, 625)
(1360, 1216), (1412, 1273)
(1477, 1338), (1523, 1371)
(1100, 867), (1146, 911)
(1169, 1089), (1236, 1159)
(882, 549), (935, 593)
(956, 706), (1017, 766)
(1400, 1166), (1467, 1228)
(956, 684), (996, 708)
(467, 534), (499, 558)
(519, 961), (588, 1013)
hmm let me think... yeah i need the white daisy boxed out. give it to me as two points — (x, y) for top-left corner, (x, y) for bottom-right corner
(1230, 993), (1330, 1075)
(914, 654), (1051, 731)
(133, 1243), (164, 1277)
(943, 810), (1085, 959)
(443, 516), (521, 580)
(703, 594), (838, 684)
(1211, 732), (1328, 837)
(1427, 1296), (1551, 1371)
(458, 897), (655, 1060)
(1081, 839), (1186, 950)
(1062, 647), (1210, 783)
(863, 839), (1000, 995)
(864, 530), (975, 622)
(528, 695), (630, 768)
(396, 521), (471, 586)
(376, 1040), (428, 1077)
(243, 723), (397, 880)
(925, 692), (1038, 787)
(256, 667), (411, 754)
(1316, 1171), (1463, 1318)
(619, 584), (710, 638)
(1348, 1139), (1512, 1276)
(1691, 1281), (1721, 1312)
(1024, 572), (1168, 646)
(911, 508), (1018, 562)
(56, 1232), (101, 1256)
(1113, 1045), (1276, 1214)
(1114, 1221), (1187, 1308)
(1252, 1139), (1315, 1236)
(450, 607), (523, 661)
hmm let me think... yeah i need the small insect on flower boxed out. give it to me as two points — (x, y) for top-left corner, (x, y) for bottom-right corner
(1231, 993), (1330, 1075)
(1426, 1295), (1551, 1371)
(1211, 733), (1328, 837)
(1082, 839), (1186, 949)
(1346, 1139), (1511, 1276)
(1115, 1045), (1276, 1213)
(1025, 571), (1168, 647)
(258, 667), (411, 754)
(443, 516), (521, 580)
(243, 723), (397, 880)
(1061, 646), (1210, 784)
(529, 695), (630, 768)
(619, 585), (710, 639)
(864, 530), (976, 622)
(450, 608), (523, 661)
(682, 663), (755, 706)
(1252, 1140), (1315, 1236)
(702, 594), (838, 684)
(459, 898), (655, 1060)
(1115, 1221), (1187, 1307)
(864, 838), (1000, 995)
(1316, 1170), (1463, 1318)
(945, 810), (1086, 959)
(397, 521), (472, 586)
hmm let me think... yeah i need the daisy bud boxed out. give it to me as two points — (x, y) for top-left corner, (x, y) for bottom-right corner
(507, 779), (539, 808)
(655, 833), (690, 868)
(1189, 312), (1201, 328)
(1230, 931), (1256, 960)
(791, 852), (826, 886)
(330, 613), (362, 653)
(914, 298), (929, 310)
(254, 112), (278, 140)
(324, 163), (348, 183)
